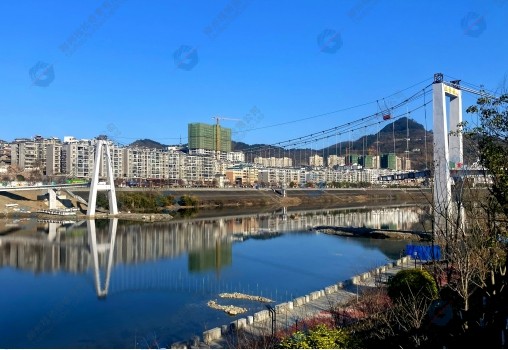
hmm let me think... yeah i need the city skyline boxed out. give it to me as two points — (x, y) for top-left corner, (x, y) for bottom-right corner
(1, 1), (507, 146)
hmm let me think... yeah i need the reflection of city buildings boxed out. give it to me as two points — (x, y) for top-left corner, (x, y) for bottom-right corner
(0, 207), (426, 275)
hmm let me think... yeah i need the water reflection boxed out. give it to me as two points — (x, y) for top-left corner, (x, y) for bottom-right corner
(0, 206), (428, 348)
(0, 205), (429, 279)
(87, 219), (117, 298)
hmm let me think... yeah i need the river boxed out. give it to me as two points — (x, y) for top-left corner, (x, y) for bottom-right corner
(0, 204), (430, 348)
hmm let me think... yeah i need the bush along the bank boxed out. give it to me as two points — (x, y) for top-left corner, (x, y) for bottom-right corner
(178, 194), (198, 207)
(387, 268), (439, 302)
(278, 324), (356, 349)
(114, 192), (174, 213)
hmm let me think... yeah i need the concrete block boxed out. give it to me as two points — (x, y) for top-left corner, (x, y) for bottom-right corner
(361, 272), (370, 280)
(247, 316), (254, 325)
(275, 303), (287, 312)
(293, 297), (305, 307)
(254, 310), (269, 322)
(324, 286), (335, 295)
(203, 327), (221, 344)
(305, 295), (310, 303)
(231, 318), (247, 330)
(310, 291), (320, 300)
(287, 301), (294, 310)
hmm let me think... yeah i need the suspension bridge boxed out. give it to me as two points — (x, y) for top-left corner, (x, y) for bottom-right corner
(0, 73), (499, 231)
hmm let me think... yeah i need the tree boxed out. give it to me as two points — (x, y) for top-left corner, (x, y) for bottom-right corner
(466, 93), (508, 217)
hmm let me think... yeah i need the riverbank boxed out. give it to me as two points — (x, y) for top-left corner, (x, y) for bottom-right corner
(182, 256), (420, 349)
(0, 188), (431, 220)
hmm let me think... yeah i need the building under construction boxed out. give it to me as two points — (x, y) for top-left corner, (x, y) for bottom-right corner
(188, 123), (232, 152)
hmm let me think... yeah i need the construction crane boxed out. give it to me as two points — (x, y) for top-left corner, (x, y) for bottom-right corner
(211, 116), (240, 160)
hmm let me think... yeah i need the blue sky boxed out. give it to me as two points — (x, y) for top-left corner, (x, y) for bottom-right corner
(1, 0), (507, 147)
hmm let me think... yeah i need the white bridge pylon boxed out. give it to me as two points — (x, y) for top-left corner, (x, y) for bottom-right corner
(87, 140), (118, 216)
(432, 73), (464, 234)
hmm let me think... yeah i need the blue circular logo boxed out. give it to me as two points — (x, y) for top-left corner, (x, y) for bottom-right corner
(317, 29), (342, 54)
(173, 45), (199, 71)
(461, 12), (486, 38)
(29, 61), (55, 87)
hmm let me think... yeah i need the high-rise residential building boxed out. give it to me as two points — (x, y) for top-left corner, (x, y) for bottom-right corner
(380, 153), (399, 170)
(188, 123), (232, 153)
(123, 147), (168, 179)
(10, 136), (61, 173)
(61, 139), (95, 178)
(327, 155), (345, 168)
(309, 154), (324, 167)
(253, 156), (292, 168)
(183, 154), (218, 185)
(46, 143), (62, 176)
(359, 155), (378, 169)
(345, 153), (360, 166)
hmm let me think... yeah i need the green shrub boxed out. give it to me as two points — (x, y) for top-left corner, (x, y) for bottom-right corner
(116, 192), (174, 212)
(387, 268), (438, 302)
(178, 195), (198, 207)
(278, 324), (355, 349)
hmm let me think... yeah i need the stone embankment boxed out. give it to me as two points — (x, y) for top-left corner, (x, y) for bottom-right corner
(175, 256), (419, 349)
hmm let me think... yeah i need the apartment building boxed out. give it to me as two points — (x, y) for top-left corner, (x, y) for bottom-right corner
(309, 154), (324, 167)
(225, 164), (259, 186)
(253, 156), (292, 168)
(61, 139), (95, 178)
(183, 155), (218, 185)
(10, 136), (61, 173)
(327, 155), (345, 168)
(123, 147), (168, 179)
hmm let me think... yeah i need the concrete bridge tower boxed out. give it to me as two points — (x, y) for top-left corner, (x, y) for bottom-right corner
(432, 73), (463, 235)
(87, 140), (118, 216)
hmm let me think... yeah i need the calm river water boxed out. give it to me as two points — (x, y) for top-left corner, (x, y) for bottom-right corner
(0, 205), (429, 348)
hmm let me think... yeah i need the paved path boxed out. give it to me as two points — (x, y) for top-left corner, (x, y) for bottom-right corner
(171, 256), (423, 349)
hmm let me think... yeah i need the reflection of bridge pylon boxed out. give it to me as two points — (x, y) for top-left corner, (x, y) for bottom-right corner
(87, 219), (118, 298)
(87, 140), (118, 216)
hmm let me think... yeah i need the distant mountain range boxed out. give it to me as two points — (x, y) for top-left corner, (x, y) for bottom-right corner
(130, 118), (456, 170)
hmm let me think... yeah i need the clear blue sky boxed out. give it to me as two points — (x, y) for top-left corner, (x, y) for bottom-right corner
(1, 0), (507, 147)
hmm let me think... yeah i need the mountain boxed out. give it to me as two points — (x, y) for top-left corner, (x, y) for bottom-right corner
(129, 139), (167, 149)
